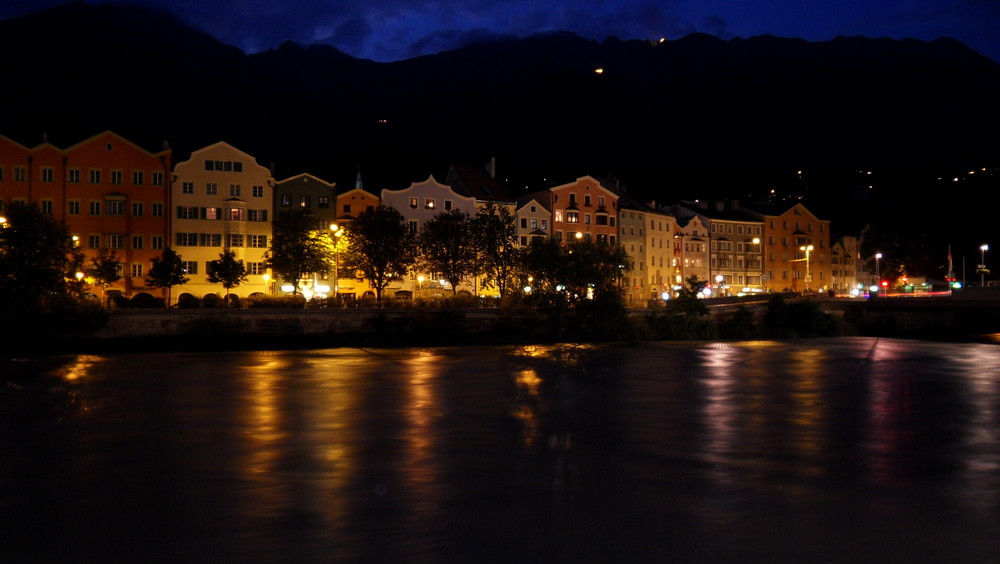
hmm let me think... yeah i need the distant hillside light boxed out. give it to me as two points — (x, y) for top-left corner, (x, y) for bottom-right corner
(594, 68), (604, 74)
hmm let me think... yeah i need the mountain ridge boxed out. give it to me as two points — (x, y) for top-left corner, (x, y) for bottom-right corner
(2, 2), (998, 232)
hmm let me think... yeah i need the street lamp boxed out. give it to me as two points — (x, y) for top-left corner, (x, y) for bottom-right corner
(799, 245), (814, 291)
(330, 223), (344, 301)
(875, 252), (882, 289)
(980, 244), (989, 286)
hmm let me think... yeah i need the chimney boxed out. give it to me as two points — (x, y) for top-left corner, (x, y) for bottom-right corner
(486, 157), (496, 179)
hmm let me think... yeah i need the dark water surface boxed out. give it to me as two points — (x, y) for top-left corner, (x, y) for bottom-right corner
(3, 338), (1000, 562)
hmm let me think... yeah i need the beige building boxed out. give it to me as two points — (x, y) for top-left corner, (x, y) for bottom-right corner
(831, 235), (862, 295)
(381, 175), (478, 297)
(619, 203), (676, 305)
(171, 142), (274, 302)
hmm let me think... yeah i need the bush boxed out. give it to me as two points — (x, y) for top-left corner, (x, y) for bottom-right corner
(202, 293), (223, 308)
(176, 293), (201, 308)
(245, 294), (307, 308)
(129, 293), (163, 308)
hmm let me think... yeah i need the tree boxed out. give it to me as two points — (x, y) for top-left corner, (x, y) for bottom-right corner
(87, 248), (122, 291)
(667, 275), (709, 317)
(560, 238), (632, 304)
(519, 237), (631, 306)
(474, 201), (520, 299)
(0, 201), (77, 301)
(146, 248), (189, 306)
(207, 249), (248, 305)
(417, 209), (478, 295)
(265, 208), (335, 295)
(342, 205), (416, 304)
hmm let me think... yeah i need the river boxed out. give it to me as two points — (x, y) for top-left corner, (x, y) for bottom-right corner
(3, 337), (1000, 562)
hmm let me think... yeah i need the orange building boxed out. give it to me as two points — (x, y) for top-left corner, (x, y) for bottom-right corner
(0, 131), (172, 299)
(749, 202), (832, 293)
(530, 176), (620, 244)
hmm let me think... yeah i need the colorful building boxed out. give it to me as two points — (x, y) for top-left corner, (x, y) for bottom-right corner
(0, 131), (171, 301)
(170, 141), (274, 302)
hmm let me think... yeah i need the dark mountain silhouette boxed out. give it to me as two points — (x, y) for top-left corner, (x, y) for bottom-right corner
(3, 1), (999, 241)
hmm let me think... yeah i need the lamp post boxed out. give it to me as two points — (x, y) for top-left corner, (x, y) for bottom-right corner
(875, 252), (882, 289)
(980, 244), (989, 286)
(799, 245), (814, 291)
(330, 223), (344, 301)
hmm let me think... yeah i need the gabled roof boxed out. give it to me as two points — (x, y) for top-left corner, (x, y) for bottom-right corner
(276, 172), (334, 188)
(446, 164), (514, 202)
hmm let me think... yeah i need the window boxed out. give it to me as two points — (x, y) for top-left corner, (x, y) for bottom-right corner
(89, 201), (101, 215)
(342, 204), (351, 215)
(132, 235), (143, 249)
(228, 208), (246, 221)
(152, 171), (164, 186)
(176, 233), (197, 246)
(299, 195), (310, 208)
(280, 194), (292, 207)
(182, 182), (194, 194)
(132, 171), (144, 185)
(230, 184), (242, 197)
(444, 200), (452, 210)
(566, 211), (579, 223)
(598, 196), (605, 208)
(248, 209), (267, 222)
(249, 235), (267, 248)
(88, 235), (100, 249)
(206, 183), (218, 195)
(318, 195), (330, 208)
(14, 166), (27, 182)
(40, 200), (54, 214)
(177, 206), (197, 219)
(131, 264), (143, 278)
(152, 236), (164, 251)
(584, 195), (591, 207)
(409, 198), (418, 209)
(110, 170), (123, 185)
(68, 168), (81, 183)
(203, 207), (220, 220)
(554, 210), (563, 222)
(252, 185), (264, 198)
(132, 202), (143, 216)
(152, 203), (164, 217)
(68, 201), (81, 215)
(248, 262), (263, 275)
(199, 233), (222, 247)
(107, 201), (124, 215)
(205, 160), (241, 171)
(106, 234), (124, 249)
(520, 218), (527, 228)
(41, 167), (54, 182)
(584, 214), (591, 225)
(425, 198), (435, 209)
(181, 261), (198, 275)
(0, 166), (4, 181)
(226, 234), (244, 247)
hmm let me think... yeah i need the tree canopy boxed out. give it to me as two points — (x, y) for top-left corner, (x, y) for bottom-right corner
(146, 247), (189, 306)
(207, 249), (248, 303)
(0, 201), (77, 301)
(342, 205), (416, 303)
(474, 202), (520, 299)
(265, 208), (335, 294)
(417, 209), (478, 295)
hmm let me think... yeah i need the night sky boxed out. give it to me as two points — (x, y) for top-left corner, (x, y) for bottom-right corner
(3, 0), (998, 63)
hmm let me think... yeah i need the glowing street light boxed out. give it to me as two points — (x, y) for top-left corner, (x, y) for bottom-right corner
(800, 245), (814, 291)
(330, 223), (344, 300)
(980, 244), (989, 286)
(875, 252), (882, 289)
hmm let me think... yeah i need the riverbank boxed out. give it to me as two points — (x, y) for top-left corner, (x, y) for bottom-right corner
(5, 295), (1000, 357)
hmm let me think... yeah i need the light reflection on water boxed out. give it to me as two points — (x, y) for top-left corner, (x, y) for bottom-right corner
(3, 338), (1000, 561)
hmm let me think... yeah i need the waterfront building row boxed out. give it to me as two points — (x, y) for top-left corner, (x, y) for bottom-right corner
(1, 131), (857, 304)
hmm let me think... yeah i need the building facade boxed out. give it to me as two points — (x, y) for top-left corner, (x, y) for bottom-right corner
(171, 142), (274, 301)
(0, 131), (172, 301)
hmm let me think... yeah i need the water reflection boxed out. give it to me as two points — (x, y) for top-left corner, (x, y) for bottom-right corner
(4, 339), (1000, 561)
